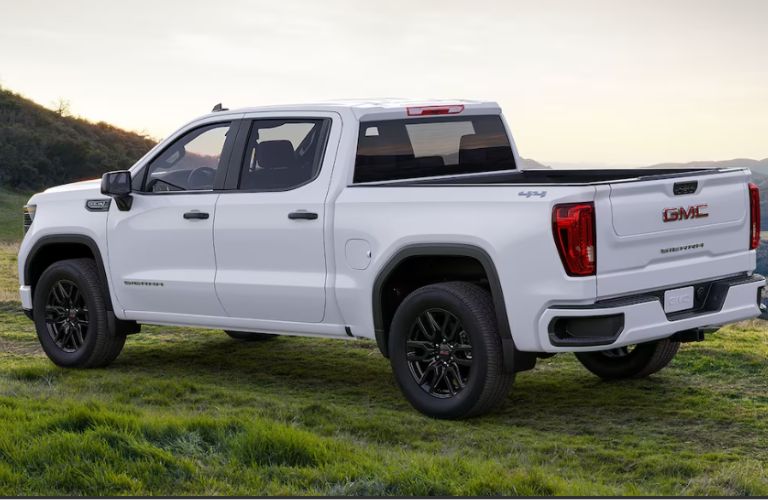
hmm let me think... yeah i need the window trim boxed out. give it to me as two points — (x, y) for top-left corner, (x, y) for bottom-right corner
(133, 120), (241, 195)
(221, 117), (332, 193)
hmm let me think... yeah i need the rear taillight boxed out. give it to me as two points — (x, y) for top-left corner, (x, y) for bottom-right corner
(552, 202), (596, 276)
(749, 182), (760, 250)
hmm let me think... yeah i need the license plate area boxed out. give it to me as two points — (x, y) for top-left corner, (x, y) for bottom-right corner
(664, 286), (694, 313)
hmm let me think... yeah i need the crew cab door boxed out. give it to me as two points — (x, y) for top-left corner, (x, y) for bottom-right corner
(107, 119), (240, 317)
(213, 113), (339, 323)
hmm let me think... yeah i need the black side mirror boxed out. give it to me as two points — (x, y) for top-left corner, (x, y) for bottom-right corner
(101, 170), (133, 211)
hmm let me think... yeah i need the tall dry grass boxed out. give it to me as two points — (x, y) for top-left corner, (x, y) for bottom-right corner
(0, 242), (20, 303)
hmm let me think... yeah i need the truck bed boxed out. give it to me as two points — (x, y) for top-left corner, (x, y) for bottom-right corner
(364, 167), (742, 186)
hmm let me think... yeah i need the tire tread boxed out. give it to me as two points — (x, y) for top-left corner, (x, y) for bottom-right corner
(389, 281), (514, 419)
(575, 338), (680, 380)
(431, 282), (513, 417)
(34, 258), (125, 368)
(634, 339), (680, 378)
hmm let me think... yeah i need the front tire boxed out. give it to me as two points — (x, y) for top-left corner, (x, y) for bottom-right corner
(33, 259), (126, 368)
(575, 338), (680, 380)
(389, 282), (514, 419)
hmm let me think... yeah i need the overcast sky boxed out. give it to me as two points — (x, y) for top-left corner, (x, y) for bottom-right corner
(1, 0), (766, 166)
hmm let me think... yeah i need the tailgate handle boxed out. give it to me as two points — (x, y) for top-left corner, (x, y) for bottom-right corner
(673, 181), (698, 196)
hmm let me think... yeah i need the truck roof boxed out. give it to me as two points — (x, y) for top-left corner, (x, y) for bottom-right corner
(203, 98), (502, 121)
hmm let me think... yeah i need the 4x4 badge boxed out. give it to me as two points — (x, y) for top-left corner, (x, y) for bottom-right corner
(518, 190), (547, 198)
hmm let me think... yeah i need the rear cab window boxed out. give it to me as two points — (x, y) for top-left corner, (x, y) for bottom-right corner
(353, 115), (515, 183)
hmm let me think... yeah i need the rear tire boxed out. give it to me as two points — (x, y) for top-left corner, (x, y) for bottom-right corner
(389, 282), (513, 419)
(33, 259), (126, 368)
(224, 330), (276, 341)
(575, 338), (680, 380)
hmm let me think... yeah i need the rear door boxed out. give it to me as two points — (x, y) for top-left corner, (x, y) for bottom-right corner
(596, 169), (755, 298)
(213, 113), (339, 323)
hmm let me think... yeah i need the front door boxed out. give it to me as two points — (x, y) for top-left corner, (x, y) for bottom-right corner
(107, 120), (237, 317)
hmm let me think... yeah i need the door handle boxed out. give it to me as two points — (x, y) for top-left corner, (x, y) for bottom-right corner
(288, 211), (318, 220)
(183, 211), (209, 220)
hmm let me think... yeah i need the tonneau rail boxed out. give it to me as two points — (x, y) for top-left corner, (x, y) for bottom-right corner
(348, 167), (748, 188)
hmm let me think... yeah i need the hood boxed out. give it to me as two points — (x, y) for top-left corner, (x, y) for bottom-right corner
(27, 178), (103, 206)
(43, 178), (101, 194)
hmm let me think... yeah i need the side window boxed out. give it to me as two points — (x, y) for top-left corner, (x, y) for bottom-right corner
(238, 118), (329, 191)
(142, 123), (232, 192)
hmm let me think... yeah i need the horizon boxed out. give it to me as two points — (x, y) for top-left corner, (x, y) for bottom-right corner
(7, 84), (768, 170)
(2, 0), (767, 167)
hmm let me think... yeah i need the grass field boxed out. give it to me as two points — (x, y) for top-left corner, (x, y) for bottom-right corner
(0, 189), (29, 243)
(0, 231), (767, 494)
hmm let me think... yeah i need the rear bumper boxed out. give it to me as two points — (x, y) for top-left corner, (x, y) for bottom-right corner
(537, 273), (765, 352)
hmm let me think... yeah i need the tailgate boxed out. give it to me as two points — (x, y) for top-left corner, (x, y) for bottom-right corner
(596, 169), (755, 298)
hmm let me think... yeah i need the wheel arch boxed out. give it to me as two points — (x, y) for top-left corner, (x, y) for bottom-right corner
(372, 243), (525, 371)
(24, 234), (114, 311)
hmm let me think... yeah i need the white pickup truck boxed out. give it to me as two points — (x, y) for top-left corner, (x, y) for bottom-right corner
(17, 99), (765, 418)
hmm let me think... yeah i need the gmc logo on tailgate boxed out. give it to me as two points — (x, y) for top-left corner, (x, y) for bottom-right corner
(662, 204), (709, 222)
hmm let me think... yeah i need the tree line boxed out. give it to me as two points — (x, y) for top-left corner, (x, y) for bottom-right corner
(0, 87), (155, 191)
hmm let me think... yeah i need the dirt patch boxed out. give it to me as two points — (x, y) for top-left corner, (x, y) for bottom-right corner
(0, 337), (42, 356)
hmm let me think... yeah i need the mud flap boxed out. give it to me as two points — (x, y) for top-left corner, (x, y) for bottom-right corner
(502, 337), (537, 373)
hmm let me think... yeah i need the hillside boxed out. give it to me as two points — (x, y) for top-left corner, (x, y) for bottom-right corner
(646, 158), (768, 171)
(644, 158), (768, 228)
(4, 86), (768, 198)
(0, 87), (155, 191)
(519, 157), (551, 169)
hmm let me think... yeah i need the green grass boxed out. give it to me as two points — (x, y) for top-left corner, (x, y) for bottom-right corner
(0, 242), (19, 303)
(0, 245), (767, 495)
(0, 189), (30, 243)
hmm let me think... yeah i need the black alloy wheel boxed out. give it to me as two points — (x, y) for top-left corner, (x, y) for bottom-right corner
(33, 258), (126, 368)
(389, 282), (514, 419)
(44, 279), (89, 353)
(406, 308), (473, 398)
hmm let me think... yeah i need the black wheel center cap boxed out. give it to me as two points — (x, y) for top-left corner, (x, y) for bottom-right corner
(437, 344), (452, 360)
(68, 309), (77, 321)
